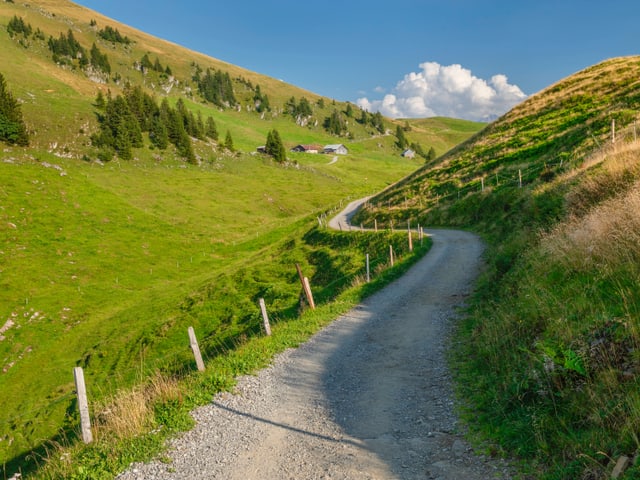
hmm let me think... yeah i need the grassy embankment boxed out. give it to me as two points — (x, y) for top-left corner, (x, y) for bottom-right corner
(354, 56), (640, 479)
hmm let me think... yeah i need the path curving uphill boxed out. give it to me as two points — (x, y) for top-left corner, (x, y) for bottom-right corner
(118, 201), (513, 479)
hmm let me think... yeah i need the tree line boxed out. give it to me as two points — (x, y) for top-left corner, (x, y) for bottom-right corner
(92, 84), (223, 162)
(97, 25), (131, 45)
(48, 29), (111, 75)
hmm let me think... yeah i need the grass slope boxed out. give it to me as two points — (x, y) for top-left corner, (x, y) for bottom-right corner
(355, 56), (640, 479)
(0, 0), (483, 475)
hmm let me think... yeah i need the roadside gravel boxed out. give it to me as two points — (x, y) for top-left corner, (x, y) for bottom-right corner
(117, 204), (514, 479)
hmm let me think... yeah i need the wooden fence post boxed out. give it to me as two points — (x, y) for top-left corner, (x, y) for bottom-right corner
(188, 326), (205, 372)
(518, 169), (522, 188)
(73, 367), (93, 444)
(389, 245), (394, 267)
(295, 264), (316, 310)
(259, 298), (271, 336)
(303, 277), (316, 309)
(374, 218), (378, 232)
(612, 118), (616, 144)
(366, 253), (370, 282)
(408, 229), (413, 252)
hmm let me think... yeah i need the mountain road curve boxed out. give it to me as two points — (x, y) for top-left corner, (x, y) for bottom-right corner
(117, 199), (514, 479)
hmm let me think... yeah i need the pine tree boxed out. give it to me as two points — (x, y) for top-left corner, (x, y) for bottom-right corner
(139, 54), (153, 71)
(7, 15), (32, 37)
(224, 130), (234, 152)
(90, 43), (111, 74)
(345, 103), (354, 118)
(358, 108), (368, 125)
(0, 73), (29, 146)
(265, 129), (286, 163)
(371, 112), (385, 133)
(297, 97), (312, 117)
(94, 94), (142, 160)
(205, 116), (218, 141)
(149, 114), (168, 150)
(323, 109), (347, 136)
(94, 90), (106, 109)
(395, 125), (408, 150)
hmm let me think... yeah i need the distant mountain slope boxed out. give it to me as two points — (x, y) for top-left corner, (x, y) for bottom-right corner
(0, 0), (482, 161)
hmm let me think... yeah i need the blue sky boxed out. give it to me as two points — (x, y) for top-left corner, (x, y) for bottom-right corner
(74, 0), (640, 121)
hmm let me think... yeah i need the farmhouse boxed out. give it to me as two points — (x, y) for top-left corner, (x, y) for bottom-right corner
(323, 144), (348, 155)
(402, 149), (416, 158)
(291, 144), (323, 154)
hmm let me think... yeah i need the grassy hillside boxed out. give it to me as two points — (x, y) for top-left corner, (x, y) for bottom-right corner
(355, 56), (640, 479)
(0, 0), (484, 476)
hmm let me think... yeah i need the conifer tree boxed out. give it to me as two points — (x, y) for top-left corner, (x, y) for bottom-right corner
(224, 130), (234, 152)
(323, 109), (347, 136)
(371, 111), (385, 133)
(265, 129), (286, 162)
(7, 15), (32, 37)
(297, 97), (312, 117)
(94, 90), (106, 110)
(0, 73), (29, 146)
(149, 114), (169, 150)
(90, 43), (111, 74)
(345, 103), (354, 118)
(395, 125), (408, 150)
(205, 116), (218, 141)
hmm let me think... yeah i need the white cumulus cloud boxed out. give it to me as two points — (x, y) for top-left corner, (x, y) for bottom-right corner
(356, 61), (527, 122)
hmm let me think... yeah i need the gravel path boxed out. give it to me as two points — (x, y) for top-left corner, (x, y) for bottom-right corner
(117, 204), (514, 479)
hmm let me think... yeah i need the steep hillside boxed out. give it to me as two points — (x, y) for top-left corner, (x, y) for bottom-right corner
(356, 56), (640, 479)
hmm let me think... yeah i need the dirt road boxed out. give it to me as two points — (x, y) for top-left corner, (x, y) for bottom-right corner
(118, 210), (512, 479)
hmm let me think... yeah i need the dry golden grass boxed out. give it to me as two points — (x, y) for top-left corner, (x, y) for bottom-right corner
(542, 145), (640, 272)
(94, 372), (182, 441)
